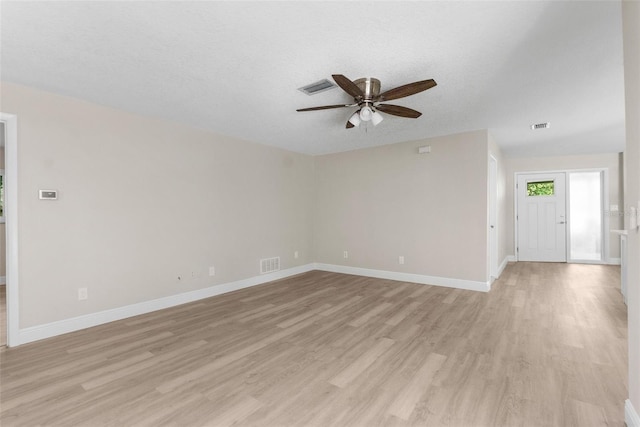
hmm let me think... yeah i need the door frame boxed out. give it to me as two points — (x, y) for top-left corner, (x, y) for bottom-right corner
(488, 155), (498, 281)
(1, 113), (19, 347)
(514, 168), (610, 264)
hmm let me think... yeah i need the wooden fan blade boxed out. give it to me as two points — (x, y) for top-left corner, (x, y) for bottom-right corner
(346, 120), (355, 129)
(375, 104), (422, 118)
(332, 74), (364, 100)
(297, 104), (353, 112)
(375, 79), (436, 102)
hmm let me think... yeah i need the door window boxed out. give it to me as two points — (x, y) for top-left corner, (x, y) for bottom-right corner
(527, 180), (554, 196)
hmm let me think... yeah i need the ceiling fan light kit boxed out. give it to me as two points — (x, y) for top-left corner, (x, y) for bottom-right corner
(297, 74), (437, 129)
(359, 105), (373, 121)
(348, 112), (361, 127)
(370, 110), (384, 126)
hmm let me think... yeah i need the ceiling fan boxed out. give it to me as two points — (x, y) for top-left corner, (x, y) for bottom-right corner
(297, 74), (437, 129)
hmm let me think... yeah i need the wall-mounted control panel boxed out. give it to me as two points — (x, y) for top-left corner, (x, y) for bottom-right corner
(39, 190), (58, 200)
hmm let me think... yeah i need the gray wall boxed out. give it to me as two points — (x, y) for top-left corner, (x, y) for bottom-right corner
(313, 130), (493, 283)
(2, 82), (315, 328)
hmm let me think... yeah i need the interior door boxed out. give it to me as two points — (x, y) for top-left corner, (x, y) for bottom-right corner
(517, 173), (567, 262)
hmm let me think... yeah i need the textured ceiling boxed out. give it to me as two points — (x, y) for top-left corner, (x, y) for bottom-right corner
(0, 1), (626, 156)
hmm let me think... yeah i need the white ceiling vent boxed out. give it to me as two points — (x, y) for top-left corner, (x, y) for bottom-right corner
(531, 122), (551, 130)
(260, 257), (280, 274)
(298, 79), (337, 96)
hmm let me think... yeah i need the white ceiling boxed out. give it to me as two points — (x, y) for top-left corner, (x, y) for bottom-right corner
(0, 1), (626, 157)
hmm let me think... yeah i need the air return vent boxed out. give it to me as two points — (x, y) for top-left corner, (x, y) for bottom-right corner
(531, 122), (551, 130)
(260, 257), (280, 274)
(298, 79), (337, 95)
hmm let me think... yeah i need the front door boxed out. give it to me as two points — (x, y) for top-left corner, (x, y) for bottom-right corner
(517, 173), (567, 262)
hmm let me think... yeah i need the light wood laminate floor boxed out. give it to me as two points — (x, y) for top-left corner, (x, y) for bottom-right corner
(0, 262), (627, 426)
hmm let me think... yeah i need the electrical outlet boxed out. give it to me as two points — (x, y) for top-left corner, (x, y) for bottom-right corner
(399, 256), (405, 265)
(78, 287), (88, 301)
(294, 251), (299, 259)
(209, 266), (216, 276)
(343, 251), (349, 259)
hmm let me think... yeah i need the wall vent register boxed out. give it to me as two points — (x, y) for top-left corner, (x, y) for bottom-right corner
(298, 79), (337, 96)
(531, 122), (551, 130)
(260, 257), (281, 274)
(39, 189), (58, 200)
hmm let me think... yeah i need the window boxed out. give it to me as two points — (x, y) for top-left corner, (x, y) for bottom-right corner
(527, 180), (554, 196)
(569, 171), (603, 261)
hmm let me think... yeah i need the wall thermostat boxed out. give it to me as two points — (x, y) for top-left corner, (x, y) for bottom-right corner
(39, 190), (58, 200)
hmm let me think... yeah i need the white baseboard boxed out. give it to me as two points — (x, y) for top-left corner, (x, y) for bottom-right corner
(627, 400), (640, 427)
(17, 263), (315, 346)
(314, 263), (490, 292)
(496, 255), (516, 279)
(15, 262), (495, 345)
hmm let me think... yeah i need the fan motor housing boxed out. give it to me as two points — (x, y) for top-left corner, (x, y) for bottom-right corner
(354, 78), (381, 101)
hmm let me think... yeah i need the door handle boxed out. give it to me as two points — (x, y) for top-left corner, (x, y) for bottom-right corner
(490, 225), (495, 229)
(558, 221), (566, 224)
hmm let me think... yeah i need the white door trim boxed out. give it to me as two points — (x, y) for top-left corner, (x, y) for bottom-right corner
(1, 113), (19, 347)
(514, 171), (565, 262)
(488, 155), (498, 281)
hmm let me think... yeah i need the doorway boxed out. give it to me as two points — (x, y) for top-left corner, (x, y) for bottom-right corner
(516, 170), (608, 264)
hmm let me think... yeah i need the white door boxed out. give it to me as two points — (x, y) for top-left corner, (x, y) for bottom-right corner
(517, 173), (567, 262)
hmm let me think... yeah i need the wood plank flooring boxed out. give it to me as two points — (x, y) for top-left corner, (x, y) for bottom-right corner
(0, 262), (627, 426)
